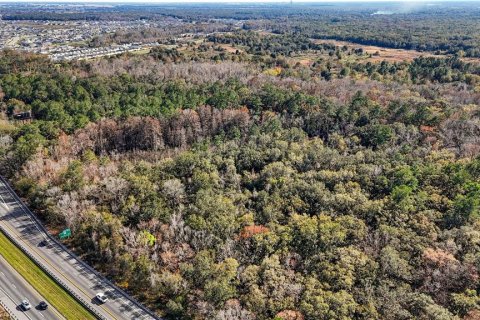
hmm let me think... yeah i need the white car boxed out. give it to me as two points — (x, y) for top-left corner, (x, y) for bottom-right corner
(21, 299), (31, 311)
(96, 292), (108, 304)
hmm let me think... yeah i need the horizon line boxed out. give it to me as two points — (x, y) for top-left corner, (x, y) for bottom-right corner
(1, 0), (480, 3)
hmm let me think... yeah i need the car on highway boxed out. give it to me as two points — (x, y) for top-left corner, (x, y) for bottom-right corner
(21, 299), (31, 311)
(38, 301), (48, 310)
(96, 292), (108, 304)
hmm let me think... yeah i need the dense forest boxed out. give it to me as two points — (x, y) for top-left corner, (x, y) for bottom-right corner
(1, 4), (480, 320)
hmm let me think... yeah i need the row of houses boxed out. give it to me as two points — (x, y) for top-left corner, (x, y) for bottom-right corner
(49, 42), (160, 61)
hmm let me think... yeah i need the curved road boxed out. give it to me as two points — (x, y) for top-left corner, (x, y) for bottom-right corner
(0, 177), (158, 320)
(0, 255), (63, 320)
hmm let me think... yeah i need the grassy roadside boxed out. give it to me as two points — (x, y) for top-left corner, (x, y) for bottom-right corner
(0, 231), (95, 320)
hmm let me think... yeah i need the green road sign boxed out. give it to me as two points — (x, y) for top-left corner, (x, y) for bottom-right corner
(59, 228), (72, 240)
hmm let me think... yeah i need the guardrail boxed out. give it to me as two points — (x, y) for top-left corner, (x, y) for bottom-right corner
(0, 176), (160, 320)
(0, 225), (107, 320)
(0, 299), (19, 320)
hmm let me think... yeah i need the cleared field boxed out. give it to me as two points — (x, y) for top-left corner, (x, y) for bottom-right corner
(0, 231), (95, 320)
(129, 48), (151, 55)
(258, 30), (446, 63)
(314, 39), (442, 63)
(218, 43), (243, 53)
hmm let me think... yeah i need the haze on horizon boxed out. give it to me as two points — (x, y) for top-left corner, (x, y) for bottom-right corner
(0, 0), (478, 3)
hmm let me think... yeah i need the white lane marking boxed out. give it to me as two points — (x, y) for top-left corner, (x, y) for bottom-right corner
(10, 283), (16, 289)
(1, 184), (130, 320)
(0, 287), (33, 320)
(0, 193), (8, 210)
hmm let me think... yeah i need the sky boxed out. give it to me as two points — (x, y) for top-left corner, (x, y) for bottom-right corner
(0, 0), (474, 3)
(0, 0), (477, 4)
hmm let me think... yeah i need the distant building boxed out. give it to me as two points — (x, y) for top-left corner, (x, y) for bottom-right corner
(13, 111), (32, 121)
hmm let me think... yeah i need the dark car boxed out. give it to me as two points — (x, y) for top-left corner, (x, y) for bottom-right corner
(38, 301), (48, 310)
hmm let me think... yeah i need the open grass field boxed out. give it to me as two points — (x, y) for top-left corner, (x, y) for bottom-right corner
(0, 231), (95, 320)
(314, 39), (443, 63)
(218, 43), (242, 53)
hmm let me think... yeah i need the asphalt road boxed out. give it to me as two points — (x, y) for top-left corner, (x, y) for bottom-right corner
(0, 255), (63, 320)
(0, 178), (158, 320)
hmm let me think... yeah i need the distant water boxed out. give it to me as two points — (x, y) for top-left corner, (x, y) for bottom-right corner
(371, 10), (395, 15)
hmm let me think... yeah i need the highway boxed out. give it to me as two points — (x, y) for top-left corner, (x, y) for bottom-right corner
(0, 177), (158, 320)
(0, 255), (63, 320)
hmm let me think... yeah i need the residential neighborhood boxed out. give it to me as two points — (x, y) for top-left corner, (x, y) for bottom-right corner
(0, 18), (176, 60)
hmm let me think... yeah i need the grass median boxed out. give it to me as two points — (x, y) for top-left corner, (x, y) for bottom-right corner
(0, 231), (95, 320)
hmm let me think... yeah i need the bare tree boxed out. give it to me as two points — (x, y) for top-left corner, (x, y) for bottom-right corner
(55, 192), (91, 231)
